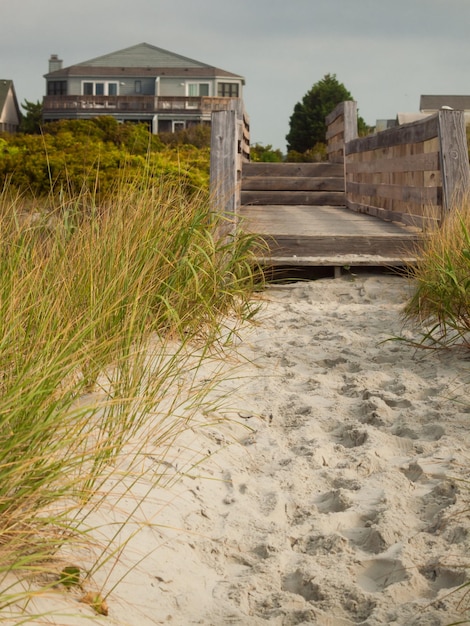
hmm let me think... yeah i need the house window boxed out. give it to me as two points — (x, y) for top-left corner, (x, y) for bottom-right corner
(135, 80), (142, 94)
(187, 83), (210, 97)
(172, 121), (185, 132)
(217, 83), (239, 97)
(47, 81), (67, 95)
(81, 81), (119, 96)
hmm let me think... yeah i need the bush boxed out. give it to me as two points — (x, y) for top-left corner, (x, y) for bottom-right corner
(158, 124), (212, 149)
(404, 198), (470, 348)
(286, 142), (327, 163)
(0, 118), (210, 197)
(250, 143), (284, 162)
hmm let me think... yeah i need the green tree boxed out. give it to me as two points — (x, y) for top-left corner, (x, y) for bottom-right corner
(286, 74), (367, 154)
(19, 99), (43, 134)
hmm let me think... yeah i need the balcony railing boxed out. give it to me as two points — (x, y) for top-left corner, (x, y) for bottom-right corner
(43, 95), (236, 115)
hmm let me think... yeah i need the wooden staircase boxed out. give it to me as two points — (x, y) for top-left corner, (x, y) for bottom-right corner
(239, 161), (421, 267)
(241, 162), (345, 207)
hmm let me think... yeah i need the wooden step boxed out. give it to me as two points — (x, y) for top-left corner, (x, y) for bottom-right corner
(263, 233), (420, 258)
(242, 162), (344, 178)
(239, 204), (421, 266)
(241, 190), (346, 206)
(241, 161), (345, 206)
(242, 176), (344, 192)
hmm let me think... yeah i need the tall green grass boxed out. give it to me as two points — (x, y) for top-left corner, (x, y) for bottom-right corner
(0, 173), (262, 619)
(403, 200), (470, 623)
(404, 198), (470, 349)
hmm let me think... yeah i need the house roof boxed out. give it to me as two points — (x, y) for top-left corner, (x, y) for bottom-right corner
(45, 42), (244, 82)
(0, 79), (21, 120)
(420, 95), (470, 111)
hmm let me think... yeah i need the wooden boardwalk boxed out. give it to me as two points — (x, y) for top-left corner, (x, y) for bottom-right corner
(210, 102), (470, 273)
(240, 162), (421, 269)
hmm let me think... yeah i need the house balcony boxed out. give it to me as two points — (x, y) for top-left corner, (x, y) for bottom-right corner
(43, 95), (236, 117)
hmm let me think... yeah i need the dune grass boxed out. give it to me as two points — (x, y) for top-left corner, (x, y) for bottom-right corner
(403, 200), (470, 623)
(0, 173), (262, 620)
(404, 197), (470, 349)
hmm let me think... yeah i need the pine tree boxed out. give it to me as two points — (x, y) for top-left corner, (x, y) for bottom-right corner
(286, 74), (367, 153)
(19, 100), (43, 134)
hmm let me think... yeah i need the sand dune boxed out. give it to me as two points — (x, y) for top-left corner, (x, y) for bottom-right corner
(18, 273), (470, 625)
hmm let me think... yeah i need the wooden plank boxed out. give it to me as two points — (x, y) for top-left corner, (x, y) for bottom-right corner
(346, 151), (440, 174)
(325, 100), (357, 134)
(327, 139), (346, 155)
(241, 190), (346, 206)
(239, 205), (420, 236)
(242, 176), (344, 192)
(264, 234), (420, 257)
(438, 109), (470, 212)
(346, 114), (439, 154)
(325, 101), (346, 126)
(347, 201), (440, 230)
(346, 181), (440, 204)
(326, 115), (344, 141)
(242, 162), (344, 177)
(254, 254), (418, 267)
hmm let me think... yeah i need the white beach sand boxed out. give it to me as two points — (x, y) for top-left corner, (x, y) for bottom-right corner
(15, 272), (470, 625)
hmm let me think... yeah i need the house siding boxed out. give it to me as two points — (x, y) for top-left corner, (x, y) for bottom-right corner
(159, 78), (185, 97)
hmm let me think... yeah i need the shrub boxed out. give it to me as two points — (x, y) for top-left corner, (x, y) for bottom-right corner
(404, 197), (470, 348)
(0, 119), (210, 197)
(250, 143), (284, 162)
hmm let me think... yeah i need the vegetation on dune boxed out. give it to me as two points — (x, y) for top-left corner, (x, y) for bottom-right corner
(404, 198), (470, 349)
(0, 116), (210, 197)
(0, 121), (263, 619)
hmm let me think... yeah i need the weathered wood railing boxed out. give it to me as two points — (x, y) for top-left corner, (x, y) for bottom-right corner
(327, 102), (470, 229)
(325, 101), (358, 163)
(43, 94), (236, 114)
(210, 99), (250, 237)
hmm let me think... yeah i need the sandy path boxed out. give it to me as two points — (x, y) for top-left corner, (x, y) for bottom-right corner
(17, 273), (470, 625)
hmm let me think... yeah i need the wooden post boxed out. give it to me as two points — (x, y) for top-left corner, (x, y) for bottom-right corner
(341, 101), (357, 202)
(343, 100), (358, 143)
(438, 109), (470, 213)
(210, 110), (239, 238)
(210, 100), (249, 239)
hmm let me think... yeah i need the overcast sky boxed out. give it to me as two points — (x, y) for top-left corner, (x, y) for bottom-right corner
(2, 0), (470, 151)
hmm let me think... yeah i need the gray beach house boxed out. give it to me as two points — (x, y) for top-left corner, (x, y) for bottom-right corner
(42, 42), (245, 133)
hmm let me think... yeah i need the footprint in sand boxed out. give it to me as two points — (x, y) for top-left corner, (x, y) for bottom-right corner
(281, 569), (326, 602)
(356, 557), (409, 592)
(316, 489), (352, 514)
(291, 532), (351, 556)
(344, 525), (389, 555)
(420, 479), (459, 530)
(419, 564), (467, 592)
(334, 425), (369, 448)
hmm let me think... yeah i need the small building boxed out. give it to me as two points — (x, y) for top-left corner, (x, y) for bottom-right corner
(0, 80), (21, 133)
(42, 42), (245, 133)
(420, 95), (470, 123)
